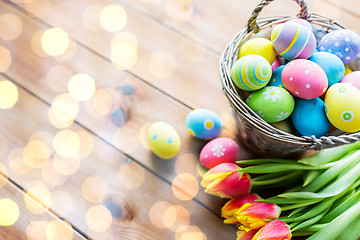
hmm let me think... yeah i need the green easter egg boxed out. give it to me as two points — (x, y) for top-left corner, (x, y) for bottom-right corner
(246, 86), (295, 123)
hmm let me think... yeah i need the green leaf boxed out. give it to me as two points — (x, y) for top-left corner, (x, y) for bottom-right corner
(306, 200), (360, 240)
(280, 199), (322, 211)
(292, 223), (328, 236)
(299, 141), (360, 166)
(303, 150), (360, 192)
(291, 208), (328, 232)
(252, 171), (302, 186)
(239, 163), (326, 174)
(237, 158), (295, 165)
(260, 197), (320, 205)
(337, 214), (360, 240)
(302, 170), (322, 187)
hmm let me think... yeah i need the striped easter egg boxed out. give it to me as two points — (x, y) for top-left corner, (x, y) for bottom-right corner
(231, 55), (272, 91)
(271, 22), (316, 61)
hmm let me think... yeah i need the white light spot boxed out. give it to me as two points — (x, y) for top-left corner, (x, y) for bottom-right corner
(346, 56), (351, 60)
(228, 142), (232, 146)
(305, 70), (309, 74)
(328, 49), (332, 53)
(290, 62), (294, 66)
(323, 87), (327, 92)
(306, 84), (310, 88)
(319, 46), (325, 51)
(345, 48), (350, 52)
(289, 77), (293, 81)
(334, 42), (339, 47)
(295, 91), (299, 95)
(204, 154), (207, 158)
(345, 37), (350, 42)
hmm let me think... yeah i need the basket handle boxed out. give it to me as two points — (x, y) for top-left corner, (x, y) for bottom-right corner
(247, 0), (309, 33)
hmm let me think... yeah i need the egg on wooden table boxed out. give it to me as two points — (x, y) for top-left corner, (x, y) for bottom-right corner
(246, 86), (294, 123)
(309, 52), (345, 86)
(291, 98), (330, 138)
(281, 59), (328, 99)
(231, 55), (272, 91)
(199, 137), (239, 169)
(318, 29), (360, 64)
(238, 37), (276, 64)
(325, 83), (360, 133)
(148, 121), (181, 159)
(340, 71), (360, 90)
(271, 22), (316, 61)
(186, 108), (222, 140)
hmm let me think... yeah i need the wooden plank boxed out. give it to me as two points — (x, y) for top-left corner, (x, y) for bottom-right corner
(0, 176), (86, 240)
(8, 0), (232, 113)
(0, 1), (254, 214)
(0, 76), (236, 239)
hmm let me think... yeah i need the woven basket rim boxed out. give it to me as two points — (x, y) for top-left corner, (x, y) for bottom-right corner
(220, 13), (360, 151)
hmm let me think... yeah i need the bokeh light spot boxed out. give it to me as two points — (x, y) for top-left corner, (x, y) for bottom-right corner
(172, 173), (199, 201)
(46, 220), (73, 240)
(31, 30), (47, 57)
(0, 13), (23, 41)
(111, 41), (137, 70)
(164, 205), (190, 232)
(68, 73), (96, 101)
(41, 27), (69, 56)
(23, 140), (50, 169)
(139, 123), (151, 150)
(27, 221), (48, 240)
(53, 130), (80, 158)
(100, 5), (127, 32)
(175, 225), (207, 240)
(41, 162), (67, 186)
(86, 205), (112, 232)
(117, 161), (145, 190)
(149, 201), (173, 229)
(25, 0), (52, 18)
(82, 4), (104, 32)
(48, 93), (79, 128)
(0, 198), (19, 226)
(0, 46), (12, 72)
(82, 176), (109, 203)
(175, 153), (198, 175)
(8, 148), (32, 175)
(24, 184), (51, 214)
(166, 0), (194, 22)
(90, 88), (120, 116)
(51, 190), (73, 217)
(53, 155), (81, 176)
(149, 52), (176, 78)
(76, 130), (94, 158)
(0, 80), (18, 109)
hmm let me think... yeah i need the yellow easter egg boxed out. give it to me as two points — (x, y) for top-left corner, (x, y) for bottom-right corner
(325, 83), (360, 133)
(148, 121), (181, 159)
(239, 37), (276, 64)
(345, 66), (352, 76)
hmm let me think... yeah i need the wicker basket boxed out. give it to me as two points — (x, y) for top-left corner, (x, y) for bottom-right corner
(220, 0), (360, 156)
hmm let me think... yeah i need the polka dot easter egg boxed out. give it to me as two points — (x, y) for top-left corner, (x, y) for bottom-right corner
(246, 86), (294, 123)
(271, 22), (316, 61)
(231, 55), (272, 91)
(267, 65), (285, 88)
(238, 37), (276, 64)
(186, 108), (222, 140)
(291, 98), (330, 138)
(148, 121), (181, 159)
(325, 83), (360, 133)
(318, 29), (360, 64)
(309, 52), (345, 86)
(199, 137), (239, 169)
(282, 59), (328, 99)
(341, 71), (360, 90)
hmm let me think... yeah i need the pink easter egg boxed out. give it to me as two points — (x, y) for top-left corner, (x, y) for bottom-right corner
(282, 59), (328, 99)
(272, 56), (282, 71)
(200, 137), (239, 169)
(340, 71), (360, 90)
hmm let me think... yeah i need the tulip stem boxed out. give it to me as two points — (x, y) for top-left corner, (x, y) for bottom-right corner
(252, 171), (302, 186)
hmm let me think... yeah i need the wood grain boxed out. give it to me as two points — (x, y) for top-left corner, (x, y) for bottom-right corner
(0, 176), (86, 240)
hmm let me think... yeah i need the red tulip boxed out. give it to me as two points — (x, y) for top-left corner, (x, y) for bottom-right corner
(201, 163), (251, 198)
(236, 228), (258, 240)
(221, 193), (261, 224)
(253, 220), (292, 240)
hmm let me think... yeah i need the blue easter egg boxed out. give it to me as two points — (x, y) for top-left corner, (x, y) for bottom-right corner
(312, 27), (327, 45)
(318, 29), (360, 63)
(291, 98), (330, 138)
(186, 108), (222, 139)
(267, 65), (285, 88)
(309, 52), (345, 86)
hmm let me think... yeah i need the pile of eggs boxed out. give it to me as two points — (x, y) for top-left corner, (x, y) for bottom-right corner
(231, 18), (360, 138)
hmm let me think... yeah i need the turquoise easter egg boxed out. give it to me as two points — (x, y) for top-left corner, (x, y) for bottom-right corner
(309, 52), (345, 86)
(246, 86), (294, 123)
(186, 108), (222, 139)
(267, 65), (285, 88)
(148, 121), (181, 159)
(291, 98), (330, 138)
(231, 55), (272, 91)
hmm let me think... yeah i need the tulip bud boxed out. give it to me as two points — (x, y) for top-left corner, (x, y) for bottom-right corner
(235, 202), (281, 231)
(201, 163), (251, 198)
(252, 220), (292, 240)
(221, 193), (261, 224)
(236, 228), (258, 240)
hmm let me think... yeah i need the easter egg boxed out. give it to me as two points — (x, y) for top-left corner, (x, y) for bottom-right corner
(148, 121), (181, 159)
(309, 52), (345, 86)
(324, 83), (360, 132)
(291, 98), (330, 138)
(271, 22), (316, 61)
(270, 119), (298, 135)
(345, 66), (352, 75)
(267, 65), (285, 88)
(272, 56), (282, 71)
(288, 18), (312, 30)
(312, 27), (327, 45)
(239, 38), (276, 64)
(246, 86), (294, 123)
(186, 108), (222, 139)
(199, 137), (239, 169)
(231, 55), (272, 91)
(318, 29), (360, 63)
(282, 59), (328, 99)
(340, 71), (360, 90)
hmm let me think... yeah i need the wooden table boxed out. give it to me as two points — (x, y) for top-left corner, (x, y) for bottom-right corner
(0, 0), (359, 239)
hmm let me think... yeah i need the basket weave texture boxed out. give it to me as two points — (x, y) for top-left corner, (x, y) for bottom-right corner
(219, 0), (360, 156)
